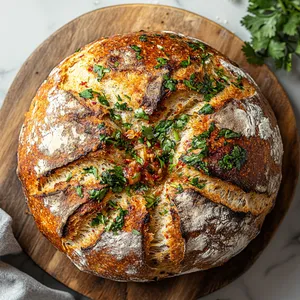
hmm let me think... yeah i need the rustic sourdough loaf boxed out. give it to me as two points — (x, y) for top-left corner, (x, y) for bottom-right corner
(17, 31), (283, 281)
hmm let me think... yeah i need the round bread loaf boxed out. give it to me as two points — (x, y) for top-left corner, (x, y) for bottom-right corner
(17, 31), (283, 281)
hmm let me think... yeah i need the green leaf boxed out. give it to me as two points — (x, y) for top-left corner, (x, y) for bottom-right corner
(88, 188), (109, 202)
(142, 126), (154, 140)
(98, 93), (110, 106)
(134, 108), (149, 120)
(199, 104), (214, 115)
(75, 186), (83, 198)
(114, 101), (133, 111)
(218, 128), (241, 139)
(190, 177), (206, 189)
(260, 14), (278, 38)
(268, 40), (286, 59)
(155, 57), (168, 69)
(79, 88), (94, 99)
(139, 35), (148, 42)
(132, 229), (141, 235)
(252, 32), (270, 51)
(173, 114), (189, 130)
(93, 64), (110, 81)
(283, 13), (300, 36)
(131, 45), (143, 60)
(100, 166), (127, 193)
(66, 172), (72, 182)
(180, 56), (191, 67)
(219, 145), (247, 171)
(145, 195), (160, 208)
(83, 166), (99, 179)
(163, 75), (178, 91)
(242, 42), (264, 65)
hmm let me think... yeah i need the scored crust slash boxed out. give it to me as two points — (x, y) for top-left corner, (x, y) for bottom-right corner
(17, 31), (283, 281)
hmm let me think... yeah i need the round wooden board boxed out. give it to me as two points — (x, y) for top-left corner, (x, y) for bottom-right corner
(0, 4), (299, 300)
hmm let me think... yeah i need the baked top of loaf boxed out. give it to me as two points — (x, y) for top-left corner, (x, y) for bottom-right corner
(17, 31), (283, 281)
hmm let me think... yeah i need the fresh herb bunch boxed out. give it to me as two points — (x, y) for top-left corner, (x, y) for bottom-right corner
(241, 0), (300, 71)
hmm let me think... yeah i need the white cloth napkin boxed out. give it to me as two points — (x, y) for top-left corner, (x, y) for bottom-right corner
(0, 208), (74, 300)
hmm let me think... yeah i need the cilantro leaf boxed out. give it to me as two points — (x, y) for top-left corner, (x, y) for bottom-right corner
(199, 103), (214, 115)
(242, 42), (264, 65)
(134, 108), (149, 120)
(79, 89), (94, 99)
(268, 40), (286, 59)
(241, 1), (300, 71)
(93, 64), (110, 81)
(155, 57), (168, 69)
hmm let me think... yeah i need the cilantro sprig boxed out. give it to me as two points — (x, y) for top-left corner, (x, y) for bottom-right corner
(241, 0), (300, 71)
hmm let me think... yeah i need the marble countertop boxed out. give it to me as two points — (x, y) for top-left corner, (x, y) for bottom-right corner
(1, 1), (299, 299)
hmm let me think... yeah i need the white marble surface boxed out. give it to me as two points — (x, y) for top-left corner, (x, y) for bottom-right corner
(0, 0), (299, 299)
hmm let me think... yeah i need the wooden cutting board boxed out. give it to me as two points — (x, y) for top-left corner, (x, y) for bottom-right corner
(0, 4), (299, 300)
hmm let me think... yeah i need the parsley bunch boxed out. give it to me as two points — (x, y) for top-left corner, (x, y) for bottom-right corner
(241, 0), (300, 71)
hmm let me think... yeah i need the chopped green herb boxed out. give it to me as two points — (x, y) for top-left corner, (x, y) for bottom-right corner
(100, 166), (127, 193)
(98, 123), (105, 129)
(184, 73), (225, 101)
(75, 185), (83, 198)
(187, 41), (206, 51)
(114, 101), (133, 111)
(163, 74), (178, 91)
(232, 75), (244, 90)
(98, 93), (110, 106)
(122, 122), (133, 129)
(132, 182), (149, 193)
(130, 45), (143, 60)
(139, 34), (148, 42)
(88, 188), (109, 202)
(132, 151), (144, 165)
(134, 108), (149, 120)
(181, 153), (210, 174)
(83, 166), (99, 179)
(66, 172), (72, 182)
(175, 183), (184, 194)
(199, 103), (214, 115)
(109, 200), (118, 208)
(93, 64), (110, 81)
(218, 128), (241, 139)
(145, 195), (160, 208)
(75, 48), (81, 53)
(201, 53), (212, 65)
(215, 68), (230, 83)
(142, 126), (154, 140)
(106, 208), (128, 233)
(219, 145), (247, 171)
(190, 177), (206, 189)
(173, 130), (180, 141)
(132, 229), (141, 235)
(114, 61), (120, 67)
(79, 88), (94, 99)
(109, 109), (122, 121)
(181, 56), (191, 67)
(155, 57), (168, 69)
(124, 94), (131, 100)
(173, 114), (189, 130)
(91, 213), (108, 227)
(159, 208), (168, 216)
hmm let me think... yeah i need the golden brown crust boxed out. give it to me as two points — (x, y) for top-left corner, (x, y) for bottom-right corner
(17, 31), (283, 281)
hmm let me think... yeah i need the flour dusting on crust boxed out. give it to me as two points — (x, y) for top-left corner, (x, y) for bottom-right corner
(213, 99), (283, 165)
(174, 190), (259, 268)
(93, 231), (142, 260)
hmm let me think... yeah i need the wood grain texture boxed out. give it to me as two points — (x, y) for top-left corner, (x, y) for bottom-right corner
(0, 4), (299, 299)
